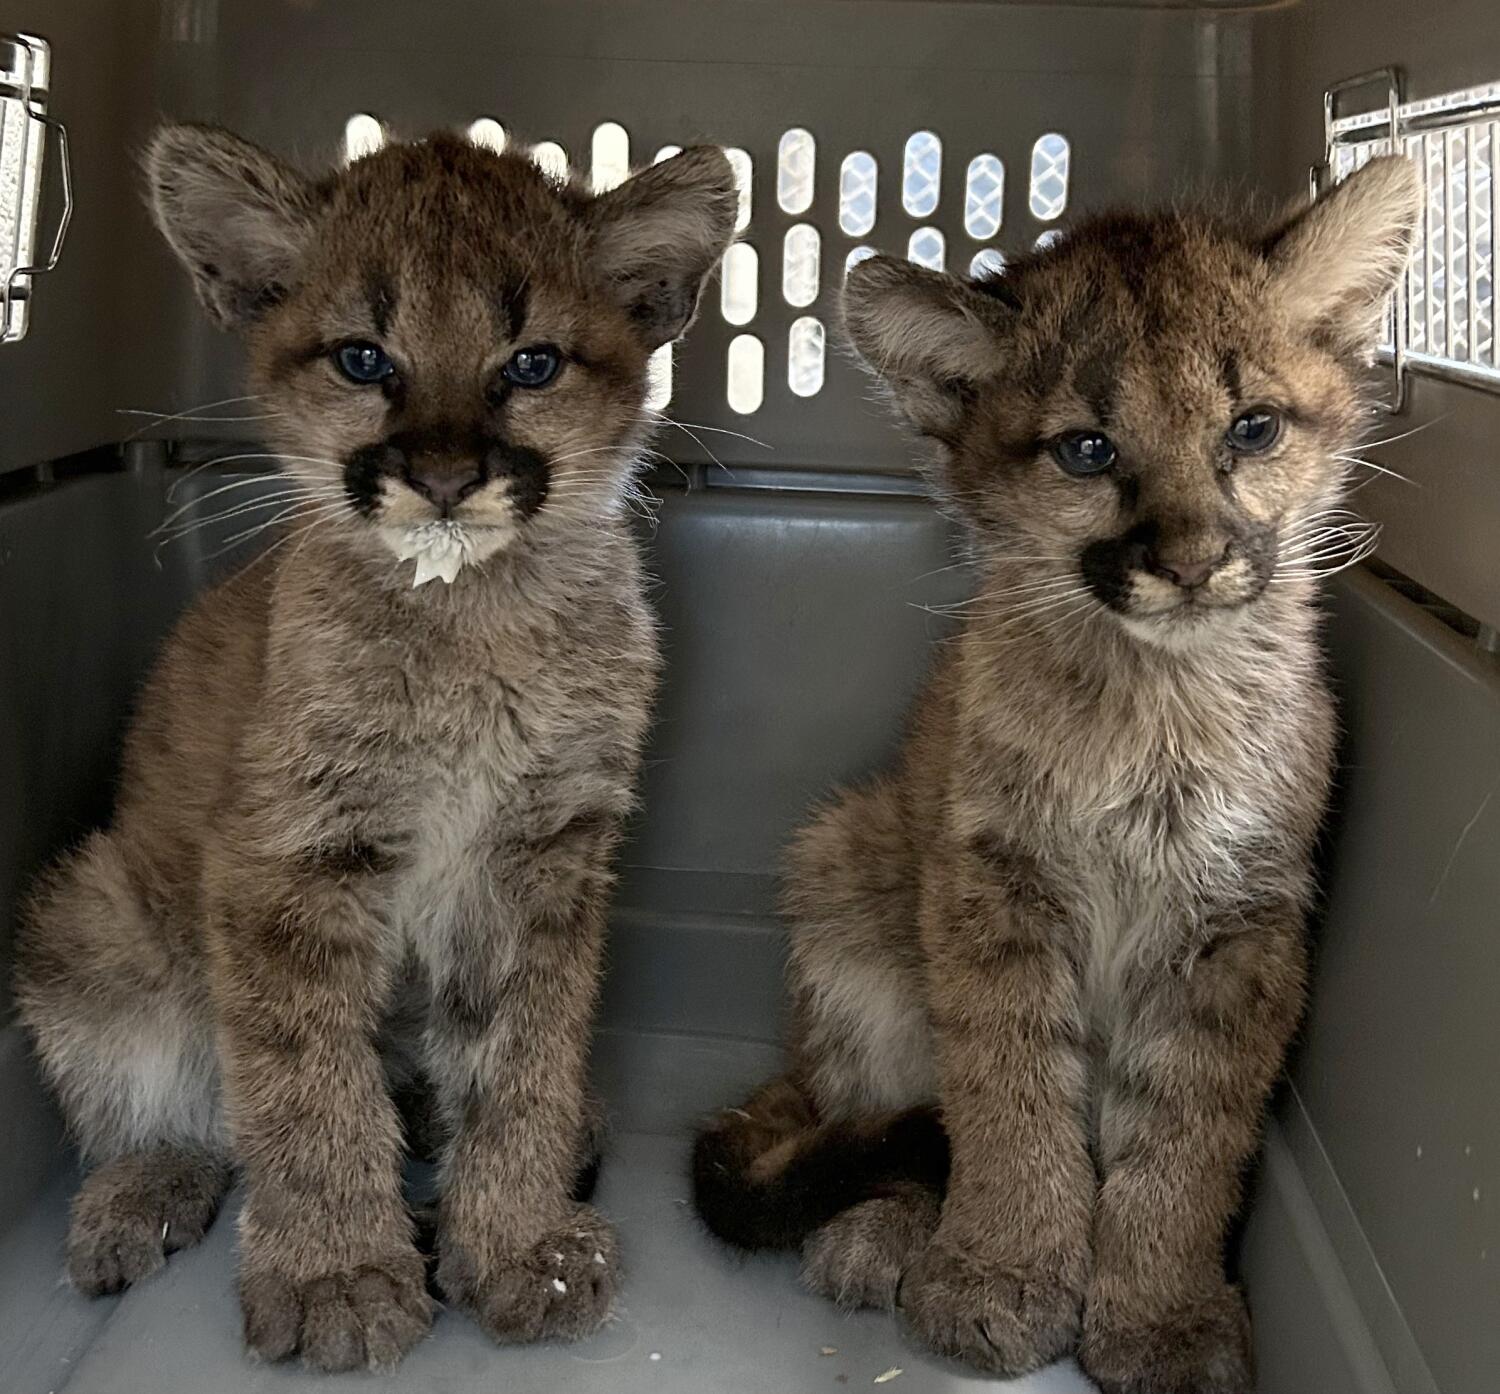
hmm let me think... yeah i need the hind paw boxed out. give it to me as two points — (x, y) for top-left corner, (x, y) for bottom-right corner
(67, 1148), (231, 1295)
(802, 1188), (940, 1310)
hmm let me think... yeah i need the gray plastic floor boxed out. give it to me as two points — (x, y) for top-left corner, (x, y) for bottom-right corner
(0, 1027), (1093, 1394)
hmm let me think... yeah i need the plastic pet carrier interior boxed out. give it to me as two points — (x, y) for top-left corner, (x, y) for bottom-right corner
(1, 3), (1497, 1392)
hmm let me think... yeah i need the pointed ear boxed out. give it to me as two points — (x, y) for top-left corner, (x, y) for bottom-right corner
(587, 146), (738, 350)
(841, 255), (1011, 437)
(144, 123), (324, 330)
(1263, 155), (1422, 353)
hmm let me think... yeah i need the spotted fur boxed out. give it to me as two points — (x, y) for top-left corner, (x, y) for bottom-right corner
(693, 158), (1421, 1394)
(16, 123), (735, 1372)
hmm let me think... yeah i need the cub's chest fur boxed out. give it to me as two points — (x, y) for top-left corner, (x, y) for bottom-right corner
(974, 645), (1318, 1023)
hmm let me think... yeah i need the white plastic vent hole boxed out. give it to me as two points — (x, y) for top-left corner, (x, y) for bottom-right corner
(467, 119), (507, 153)
(965, 154), (1004, 239)
(726, 334), (764, 414)
(788, 317), (826, 397)
(908, 227), (945, 270)
(721, 242), (759, 326)
(591, 122), (630, 193)
(845, 244), (877, 275)
(1029, 133), (1070, 221)
(783, 224), (821, 308)
(343, 114), (387, 165)
(654, 145), (682, 165)
(727, 148), (753, 233)
(645, 345), (673, 411)
(902, 131), (942, 218)
(531, 141), (570, 185)
(1035, 229), (1064, 251)
(970, 247), (1007, 279)
(777, 129), (816, 215)
(839, 152), (877, 237)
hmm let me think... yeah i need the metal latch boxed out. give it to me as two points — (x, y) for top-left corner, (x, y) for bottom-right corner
(1, 32), (73, 344)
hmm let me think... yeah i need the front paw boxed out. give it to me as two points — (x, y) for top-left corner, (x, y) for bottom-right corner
(438, 1204), (618, 1344)
(1081, 1284), (1252, 1394)
(240, 1249), (432, 1373)
(896, 1236), (1081, 1376)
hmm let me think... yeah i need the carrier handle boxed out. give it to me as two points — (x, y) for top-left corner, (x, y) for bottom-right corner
(2, 32), (74, 344)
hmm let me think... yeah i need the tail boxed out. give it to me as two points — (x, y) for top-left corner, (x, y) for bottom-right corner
(691, 1076), (949, 1252)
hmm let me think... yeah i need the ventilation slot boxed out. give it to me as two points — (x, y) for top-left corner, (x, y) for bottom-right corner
(845, 244), (877, 275)
(344, 113), (386, 164)
(777, 128), (815, 215)
(727, 334), (764, 414)
(645, 345), (673, 411)
(965, 154), (1005, 239)
(531, 140), (570, 184)
(788, 317), (826, 397)
(1028, 133), (1070, 221)
(908, 227), (945, 270)
(591, 121), (630, 193)
(783, 224), (820, 308)
(721, 242), (758, 326)
(970, 247), (1007, 279)
(902, 131), (942, 218)
(727, 148), (753, 233)
(467, 118), (507, 153)
(838, 152), (877, 237)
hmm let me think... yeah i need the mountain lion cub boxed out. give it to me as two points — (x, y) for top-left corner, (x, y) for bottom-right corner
(694, 157), (1420, 1394)
(17, 124), (734, 1371)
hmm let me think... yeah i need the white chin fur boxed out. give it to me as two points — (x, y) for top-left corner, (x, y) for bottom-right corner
(382, 521), (513, 587)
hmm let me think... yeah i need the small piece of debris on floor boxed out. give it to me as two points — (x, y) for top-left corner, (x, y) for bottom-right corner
(552, 1278), (568, 1293)
(820, 1346), (838, 1356)
(649, 1351), (662, 1361)
(594, 1250), (606, 1265)
(874, 1369), (904, 1384)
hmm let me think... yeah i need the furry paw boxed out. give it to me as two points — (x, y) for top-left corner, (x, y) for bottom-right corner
(896, 1236), (1081, 1376)
(801, 1188), (941, 1311)
(1080, 1284), (1253, 1394)
(240, 1252), (433, 1372)
(67, 1149), (231, 1296)
(438, 1204), (618, 1344)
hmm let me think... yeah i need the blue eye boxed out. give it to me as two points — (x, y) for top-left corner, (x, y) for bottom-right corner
(335, 341), (395, 384)
(1052, 430), (1117, 477)
(1226, 406), (1283, 454)
(502, 345), (562, 389)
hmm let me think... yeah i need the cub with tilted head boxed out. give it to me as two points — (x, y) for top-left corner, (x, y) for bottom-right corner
(16, 124), (735, 1370)
(692, 158), (1420, 1394)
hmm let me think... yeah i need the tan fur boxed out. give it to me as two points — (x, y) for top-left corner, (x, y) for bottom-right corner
(15, 124), (734, 1372)
(704, 157), (1421, 1394)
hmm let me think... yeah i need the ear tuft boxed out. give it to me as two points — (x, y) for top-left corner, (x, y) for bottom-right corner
(145, 123), (323, 330)
(841, 255), (1010, 437)
(588, 146), (738, 350)
(1263, 155), (1422, 353)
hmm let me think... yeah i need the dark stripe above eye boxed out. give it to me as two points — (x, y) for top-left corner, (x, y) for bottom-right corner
(495, 273), (529, 343)
(1072, 347), (1120, 424)
(366, 271), (398, 338)
(1220, 350), (1243, 403)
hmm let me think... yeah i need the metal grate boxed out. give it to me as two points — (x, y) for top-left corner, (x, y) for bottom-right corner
(1324, 72), (1500, 402)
